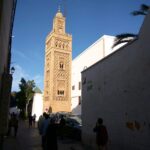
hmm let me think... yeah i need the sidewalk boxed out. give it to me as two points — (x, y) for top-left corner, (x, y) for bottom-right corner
(3, 120), (84, 150)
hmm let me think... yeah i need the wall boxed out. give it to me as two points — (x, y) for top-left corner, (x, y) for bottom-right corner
(82, 11), (150, 150)
(0, 0), (16, 137)
(32, 93), (43, 121)
(0, 0), (14, 90)
(71, 35), (119, 114)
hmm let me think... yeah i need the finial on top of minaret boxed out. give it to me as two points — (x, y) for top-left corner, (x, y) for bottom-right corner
(58, 5), (61, 12)
(56, 5), (63, 18)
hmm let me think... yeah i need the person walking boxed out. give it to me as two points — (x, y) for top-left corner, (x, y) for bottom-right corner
(93, 118), (108, 150)
(59, 115), (66, 140)
(38, 112), (46, 134)
(11, 113), (19, 137)
(6, 113), (12, 136)
(32, 114), (36, 127)
(28, 113), (33, 128)
(40, 113), (50, 150)
(46, 119), (58, 150)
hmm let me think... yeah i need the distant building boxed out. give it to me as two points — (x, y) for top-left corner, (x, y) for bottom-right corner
(82, 10), (150, 150)
(43, 9), (72, 112)
(0, 0), (17, 147)
(71, 35), (122, 115)
(32, 87), (43, 121)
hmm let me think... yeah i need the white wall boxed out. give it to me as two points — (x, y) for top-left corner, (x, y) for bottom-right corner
(71, 35), (120, 114)
(82, 11), (150, 150)
(32, 93), (43, 121)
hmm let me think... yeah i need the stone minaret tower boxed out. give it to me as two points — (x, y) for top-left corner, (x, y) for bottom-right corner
(43, 9), (72, 113)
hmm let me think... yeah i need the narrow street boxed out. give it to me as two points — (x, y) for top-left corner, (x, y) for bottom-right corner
(3, 120), (84, 150)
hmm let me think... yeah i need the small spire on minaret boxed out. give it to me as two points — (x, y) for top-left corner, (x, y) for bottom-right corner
(58, 5), (61, 12)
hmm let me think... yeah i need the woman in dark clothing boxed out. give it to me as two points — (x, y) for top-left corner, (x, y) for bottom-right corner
(28, 113), (33, 127)
(11, 113), (19, 137)
(93, 118), (108, 150)
(46, 119), (58, 150)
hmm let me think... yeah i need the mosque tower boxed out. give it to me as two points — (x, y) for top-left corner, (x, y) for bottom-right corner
(43, 8), (72, 113)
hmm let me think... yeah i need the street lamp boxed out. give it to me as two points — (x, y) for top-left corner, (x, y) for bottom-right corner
(10, 66), (15, 75)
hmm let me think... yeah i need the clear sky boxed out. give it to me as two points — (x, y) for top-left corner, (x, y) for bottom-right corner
(11, 0), (150, 91)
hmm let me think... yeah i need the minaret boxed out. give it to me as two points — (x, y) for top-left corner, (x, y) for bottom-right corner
(43, 9), (72, 113)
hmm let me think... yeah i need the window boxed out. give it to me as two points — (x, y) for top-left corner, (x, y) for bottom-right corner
(59, 62), (64, 70)
(72, 85), (75, 90)
(62, 43), (65, 49)
(78, 96), (81, 105)
(60, 63), (63, 69)
(59, 57), (65, 70)
(57, 90), (64, 96)
(79, 82), (81, 90)
(55, 42), (58, 47)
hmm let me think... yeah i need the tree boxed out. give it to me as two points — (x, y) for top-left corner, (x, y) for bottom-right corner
(112, 4), (149, 48)
(131, 4), (149, 16)
(16, 78), (35, 118)
(112, 33), (138, 48)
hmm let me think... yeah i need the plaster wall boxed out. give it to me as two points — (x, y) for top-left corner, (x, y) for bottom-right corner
(71, 35), (118, 114)
(82, 11), (150, 150)
(32, 93), (43, 121)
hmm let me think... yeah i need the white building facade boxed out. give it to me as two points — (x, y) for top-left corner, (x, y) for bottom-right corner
(71, 35), (120, 114)
(32, 90), (43, 121)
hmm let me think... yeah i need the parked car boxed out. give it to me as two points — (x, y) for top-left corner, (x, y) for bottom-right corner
(49, 111), (71, 124)
(49, 112), (82, 140)
(64, 115), (82, 140)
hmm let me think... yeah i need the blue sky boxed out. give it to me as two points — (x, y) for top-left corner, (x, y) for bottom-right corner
(11, 0), (150, 91)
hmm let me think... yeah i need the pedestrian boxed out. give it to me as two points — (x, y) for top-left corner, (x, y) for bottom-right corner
(38, 112), (46, 134)
(59, 115), (66, 140)
(93, 118), (108, 150)
(11, 113), (19, 137)
(40, 113), (50, 150)
(28, 113), (33, 128)
(6, 113), (12, 136)
(32, 114), (36, 127)
(46, 118), (58, 150)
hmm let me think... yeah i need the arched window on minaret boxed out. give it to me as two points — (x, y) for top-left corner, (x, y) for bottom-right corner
(62, 43), (65, 49)
(59, 62), (64, 69)
(57, 81), (65, 97)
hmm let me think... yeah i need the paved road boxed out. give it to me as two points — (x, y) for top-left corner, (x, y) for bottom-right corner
(3, 120), (84, 150)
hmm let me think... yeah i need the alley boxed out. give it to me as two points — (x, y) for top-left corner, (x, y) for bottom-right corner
(3, 120), (84, 150)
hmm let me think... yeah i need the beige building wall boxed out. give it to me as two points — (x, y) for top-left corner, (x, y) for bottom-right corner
(43, 10), (72, 113)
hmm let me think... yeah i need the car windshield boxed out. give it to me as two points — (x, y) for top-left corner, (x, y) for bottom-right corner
(70, 117), (81, 124)
(66, 116), (82, 126)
